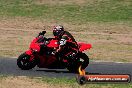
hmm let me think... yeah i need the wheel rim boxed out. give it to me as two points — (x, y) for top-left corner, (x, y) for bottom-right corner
(20, 56), (30, 67)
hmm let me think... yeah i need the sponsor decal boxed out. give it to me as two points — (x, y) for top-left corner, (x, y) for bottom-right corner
(76, 74), (131, 85)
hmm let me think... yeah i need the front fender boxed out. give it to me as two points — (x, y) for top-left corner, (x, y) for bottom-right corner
(25, 50), (32, 55)
(25, 50), (36, 61)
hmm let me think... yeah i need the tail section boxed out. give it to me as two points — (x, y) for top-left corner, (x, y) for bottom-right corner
(78, 43), (92, 52)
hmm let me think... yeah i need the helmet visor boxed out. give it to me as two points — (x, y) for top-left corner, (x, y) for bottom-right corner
(53, 30), (58, 36)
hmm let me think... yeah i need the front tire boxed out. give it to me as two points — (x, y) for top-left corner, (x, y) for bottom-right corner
(17, 53), (37, 70)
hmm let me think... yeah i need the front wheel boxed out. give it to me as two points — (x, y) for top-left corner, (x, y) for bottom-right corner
(17, 53), (37, 70)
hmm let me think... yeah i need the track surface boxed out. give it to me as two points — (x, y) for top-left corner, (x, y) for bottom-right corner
(0, 58), (132, 80)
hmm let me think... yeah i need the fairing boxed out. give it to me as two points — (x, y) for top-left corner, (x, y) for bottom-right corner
(24, 35), (92, 69)
(30, 38), (40, 52)
(47, 40), (59, 48)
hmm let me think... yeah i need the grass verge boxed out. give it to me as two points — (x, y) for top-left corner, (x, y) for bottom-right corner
(32, 76), (132, 88)
(0, 0), (132, 23)
(1, 75), (132, 88)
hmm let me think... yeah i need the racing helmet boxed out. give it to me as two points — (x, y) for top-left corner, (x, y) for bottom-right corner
(53, 25), (64, 38)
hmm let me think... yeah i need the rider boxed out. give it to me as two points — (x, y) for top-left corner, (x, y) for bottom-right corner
(52, 25), (86, 75)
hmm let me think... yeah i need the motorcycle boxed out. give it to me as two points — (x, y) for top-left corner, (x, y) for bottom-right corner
(17, 31), (92, 73)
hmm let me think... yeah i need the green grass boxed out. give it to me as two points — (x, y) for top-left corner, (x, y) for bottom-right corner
(1, 75), (132, 88)
(0, 0), (132, 23)
(0, 74), (8, 80)
(33, 76), (76, 85)
(32, 76), (132, 88)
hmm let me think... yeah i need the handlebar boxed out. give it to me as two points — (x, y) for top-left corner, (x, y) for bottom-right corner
(38, 31), (46, 36)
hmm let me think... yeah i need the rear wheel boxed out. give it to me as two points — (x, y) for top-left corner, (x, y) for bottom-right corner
(67, 53), (89, 73)
(76, 75), (87, 85)
(17, 53), (37, 70)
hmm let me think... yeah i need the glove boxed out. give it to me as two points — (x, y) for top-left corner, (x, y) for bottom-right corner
(38, 31), (46, 36)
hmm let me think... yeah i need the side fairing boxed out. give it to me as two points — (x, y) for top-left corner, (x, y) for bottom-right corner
(47, 40), (59, 48)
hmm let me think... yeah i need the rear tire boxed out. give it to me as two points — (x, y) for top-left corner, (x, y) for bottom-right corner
(67, 53), (89, 73)
(76, 75), (87, 85)
(17, 53), (37, 70)
(67, 65), (79, 73)
(79, 53), (89, 70)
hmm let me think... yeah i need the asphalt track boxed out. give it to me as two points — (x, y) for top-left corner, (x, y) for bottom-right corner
(0, 57), (132, 81)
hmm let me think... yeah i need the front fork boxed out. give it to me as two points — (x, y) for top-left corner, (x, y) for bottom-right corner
(25, 50), (35, 61)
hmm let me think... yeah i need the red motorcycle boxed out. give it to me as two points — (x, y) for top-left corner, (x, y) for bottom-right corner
(17, 31), (92, 72)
